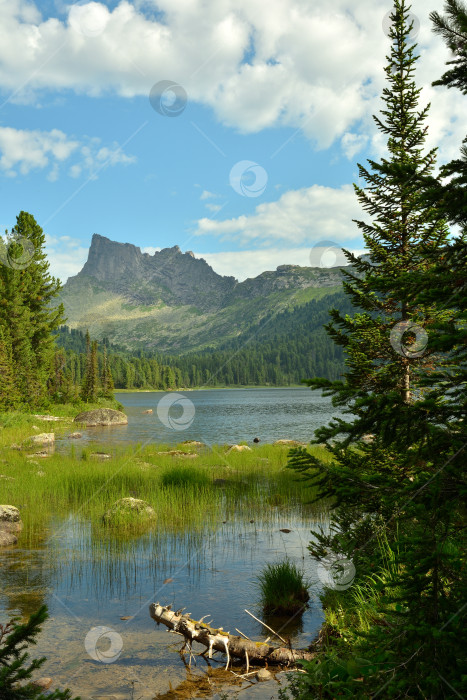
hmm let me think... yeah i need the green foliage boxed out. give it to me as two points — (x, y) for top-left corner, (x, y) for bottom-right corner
(0, 605), (78, 699)
(0, 212), (65, 410)
(255, 560), (309, 615)
(285, 2), (467, 697)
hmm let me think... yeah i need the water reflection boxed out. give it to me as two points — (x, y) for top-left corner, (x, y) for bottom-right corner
(0, 508), (328, 698)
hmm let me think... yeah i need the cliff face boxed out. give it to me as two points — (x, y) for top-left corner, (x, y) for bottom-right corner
(60, 234), (346, 352)
(72, 234), (236, 311)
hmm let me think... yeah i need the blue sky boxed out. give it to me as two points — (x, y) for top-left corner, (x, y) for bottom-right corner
(0, 0), (463, 282)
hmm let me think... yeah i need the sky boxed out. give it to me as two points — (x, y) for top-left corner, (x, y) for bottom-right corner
(0, 0), (463, 283)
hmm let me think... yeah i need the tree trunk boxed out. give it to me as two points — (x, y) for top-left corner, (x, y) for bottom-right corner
(149, 603), (315, 665)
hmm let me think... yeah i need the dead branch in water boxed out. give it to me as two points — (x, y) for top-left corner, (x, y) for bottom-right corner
(149, 603), (315, 666)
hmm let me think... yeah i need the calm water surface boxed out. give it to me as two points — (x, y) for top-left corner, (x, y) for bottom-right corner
(58, 387), (345, 449)
(1, 388), (337, 698)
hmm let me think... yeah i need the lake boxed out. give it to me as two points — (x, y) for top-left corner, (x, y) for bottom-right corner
(1, 388), (340, 699)
(58, 387), (345, 450)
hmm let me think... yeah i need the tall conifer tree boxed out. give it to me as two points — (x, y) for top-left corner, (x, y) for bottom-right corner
(288, 2), (466, 696)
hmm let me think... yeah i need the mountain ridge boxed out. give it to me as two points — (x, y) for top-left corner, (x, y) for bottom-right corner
(59, 233), (348, 353)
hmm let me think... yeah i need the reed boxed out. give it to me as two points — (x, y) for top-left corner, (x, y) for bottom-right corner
(256, 559), (310, 615)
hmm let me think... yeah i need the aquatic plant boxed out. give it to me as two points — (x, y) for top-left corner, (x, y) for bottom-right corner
(256, 559), (309, 615)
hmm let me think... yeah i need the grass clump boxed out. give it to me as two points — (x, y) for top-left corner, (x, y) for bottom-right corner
(160, 465), (211, 489)
(256, 559), (309, 615)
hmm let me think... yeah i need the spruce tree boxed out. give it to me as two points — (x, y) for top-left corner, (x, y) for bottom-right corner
(287, 2), (466, 696)
(0, 323), (19, 411)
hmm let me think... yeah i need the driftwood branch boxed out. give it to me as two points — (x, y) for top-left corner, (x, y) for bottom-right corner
(149, 603), (315, 665)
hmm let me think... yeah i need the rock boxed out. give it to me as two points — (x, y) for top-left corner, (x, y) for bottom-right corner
(0, 505), (22, 547)
(102, 497), (155, 526)
(28, 433), (55, 446)
(227, 445), (252, 453)
(253, 437), (260, 443)
(31, 677), (53, 691)
(0, 531), (17, 547)
(32, 425), (39, 430)
(68, 432), (82, 439)
(0, 505), (22, 530)
(256, 668), (273, 682)
(10, 443), (22, 450)
(273, 439), (306, 447)
(74, 408), (128, 427)
(90, 452), (112, 460)
(26, 450), (52, 459)
(181, 440), (205, 447)
(142, 409), (153, 414)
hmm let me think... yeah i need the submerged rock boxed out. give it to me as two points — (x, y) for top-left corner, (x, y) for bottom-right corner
(102, 497), (155, 526)
(74, 408), (128, 427)
(68, 432), (83, 439)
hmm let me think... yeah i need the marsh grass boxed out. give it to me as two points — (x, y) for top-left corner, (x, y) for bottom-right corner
(256, 559), (310, 614)
(0, 413), (331, 538)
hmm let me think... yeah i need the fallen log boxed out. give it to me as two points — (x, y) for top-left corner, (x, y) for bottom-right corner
(149, 603), (315, 666)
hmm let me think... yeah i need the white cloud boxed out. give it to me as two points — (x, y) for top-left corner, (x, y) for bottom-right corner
(196, 246), (365, 281)
(195, 184), (364, 246)
(0, 0), (461, 161)
(45, 233), (89, 283)
(200, 190), (220, 200)
(0, 126), (136, 178)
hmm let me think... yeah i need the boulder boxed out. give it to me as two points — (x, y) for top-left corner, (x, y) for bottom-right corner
(103, 497), (155, 526)
(142, 409), (153, 414)
(68, 432), (83, 439)
(74, 408), (128, 427)
(28, 433), (55, 446)
(0, 505), (22, 547)
(227, 445), (252, 453)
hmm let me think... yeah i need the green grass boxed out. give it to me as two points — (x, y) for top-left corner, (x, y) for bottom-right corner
(0, 413), (331, 538)
(256, 559), (310, 614)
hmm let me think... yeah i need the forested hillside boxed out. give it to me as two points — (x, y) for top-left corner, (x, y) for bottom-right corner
(55, 290), (352, 388)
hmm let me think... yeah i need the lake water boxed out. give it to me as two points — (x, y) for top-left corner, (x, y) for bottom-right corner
(59, 387), (345, 449)
(1, 388), (339, 699)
